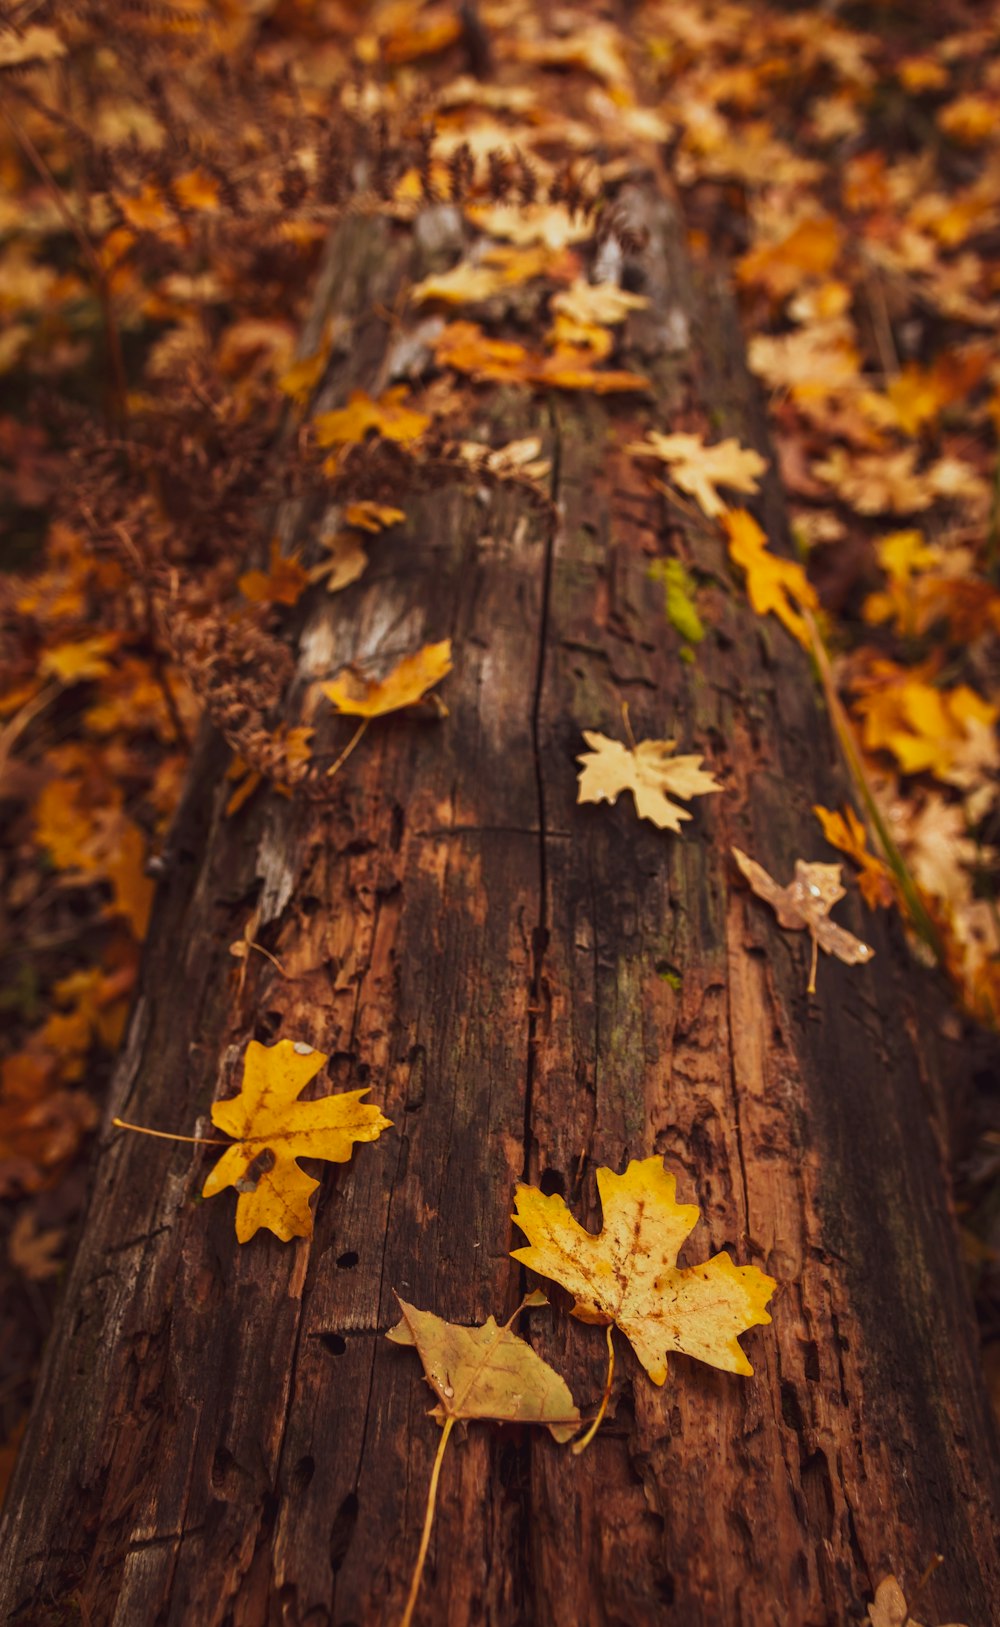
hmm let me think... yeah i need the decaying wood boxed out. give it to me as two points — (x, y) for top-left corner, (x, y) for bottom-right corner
(1, 191), (999, 1627)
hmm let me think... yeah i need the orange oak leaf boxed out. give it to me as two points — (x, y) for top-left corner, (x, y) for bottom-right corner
(723, 509), (817, 648)
(813, 804), (895, 909)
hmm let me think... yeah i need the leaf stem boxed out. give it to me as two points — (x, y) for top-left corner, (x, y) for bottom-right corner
(571, 1324), (615, 1455)
(326, 716), (370, 779)
(111, 1117), (228, 1146)
(807, 934), (819, 997)
(400, 1414), (455, 1627)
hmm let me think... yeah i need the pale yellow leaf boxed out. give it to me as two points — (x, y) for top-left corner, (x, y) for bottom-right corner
(577, 730), (722, 833)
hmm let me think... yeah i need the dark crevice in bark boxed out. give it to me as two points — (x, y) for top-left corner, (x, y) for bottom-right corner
(522, 403), (560, 1192)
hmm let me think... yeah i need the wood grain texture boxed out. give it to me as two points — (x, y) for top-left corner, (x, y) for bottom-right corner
(1, 192), (998, 1627)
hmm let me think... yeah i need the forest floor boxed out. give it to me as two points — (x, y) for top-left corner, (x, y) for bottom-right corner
(1, 0), (999, 1503)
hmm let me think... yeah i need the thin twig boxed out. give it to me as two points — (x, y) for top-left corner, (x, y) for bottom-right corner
(326, 716), (370, 779)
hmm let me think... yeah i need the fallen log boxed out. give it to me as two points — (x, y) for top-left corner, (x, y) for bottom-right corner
(1, 188), (998, 1627)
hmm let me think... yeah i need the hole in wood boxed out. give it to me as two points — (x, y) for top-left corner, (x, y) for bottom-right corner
(539, 1168), (565, 1198)
(656, 1573), (676, 1604)
(336, 1250), (359, 1270)
(235, 1148), (275, 1193)
(319, 1332), (346, 1356)
(255, 1009), (285, 1041)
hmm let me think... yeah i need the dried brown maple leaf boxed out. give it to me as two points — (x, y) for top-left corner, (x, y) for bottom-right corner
(732, 845), (874, 993)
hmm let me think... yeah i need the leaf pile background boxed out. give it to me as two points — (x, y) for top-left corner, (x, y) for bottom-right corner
(0, 0), (998, 1616)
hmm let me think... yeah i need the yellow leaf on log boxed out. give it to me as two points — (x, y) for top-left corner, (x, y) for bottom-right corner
(577, 730), (722, 833)
(511, 1157), (775, 1385)
(202, 1039), (391, 1243)
(387, 1295), (580, 1439)
(321, 640), (452, 718)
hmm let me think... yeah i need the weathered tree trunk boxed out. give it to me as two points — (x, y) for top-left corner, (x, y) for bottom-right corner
(2, 192), (999, 1627)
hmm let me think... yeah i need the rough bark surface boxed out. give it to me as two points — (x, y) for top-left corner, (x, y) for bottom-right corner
(2, 192), (999, 1627)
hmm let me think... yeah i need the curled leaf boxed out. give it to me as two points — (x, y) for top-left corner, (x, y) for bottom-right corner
(732, 844), (874, 992)
(321, 639), (453, 718)
(387, 1295), (580, 1440)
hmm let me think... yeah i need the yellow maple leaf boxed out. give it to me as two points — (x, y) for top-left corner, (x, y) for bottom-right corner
(410, 243), (562, 308)
(201, 1039), (391, 1242)
(852, 664), (999, 785)
(811, 446), (933, 514)
(532, 350), (651, 395)
(628, 431), (766, 517)
(813, 804), (894, 910)
(38, 634), (119, 685)
(412, 261), (522, 306)
(322, 639), (452, 718)
(938, 94), (996, 147)
(313, 387), (430, 450)
(511, 1157), (775, 1388)
(379, 4), (462, 64)
(732, 845), (874, 993)
(748, 320), (861, 401)
(171, 169), (220, 213)
(723, 509), (817, 648)
(342, 501), (405, 533)
(576, 729), (722, 833)
(862, 531), (941, 637)
(465, 201), (592, 252)
(103, 821), (154, 939)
